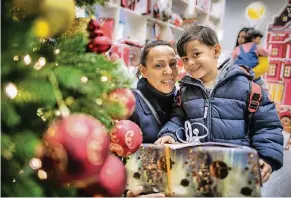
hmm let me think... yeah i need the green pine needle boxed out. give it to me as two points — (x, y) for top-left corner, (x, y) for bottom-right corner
(14, 80), (56, 105)
(1, 100), (21, 127)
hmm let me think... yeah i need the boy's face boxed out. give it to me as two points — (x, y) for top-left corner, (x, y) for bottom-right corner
(253, 36), (262, 45)
(181, 40), (221, 82)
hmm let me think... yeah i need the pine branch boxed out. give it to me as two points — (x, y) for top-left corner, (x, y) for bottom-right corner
(71, 99), (114, 129)
(57, 33), (88, 53)
(2, 175), (44, 197)
(14, 80), (56, 105)
(1, 134), (16, 160)
(1, 52), (42, 78)
(54, 66), (86, 90)
(12, 131), (41, 163)
(1, 99), (21, 127)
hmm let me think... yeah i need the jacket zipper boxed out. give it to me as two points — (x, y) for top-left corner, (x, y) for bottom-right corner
(206, 75), (239, 141)
(180, 73), (243, 142)
(204, 99), (211, 142)
(180, 82), (211, 141)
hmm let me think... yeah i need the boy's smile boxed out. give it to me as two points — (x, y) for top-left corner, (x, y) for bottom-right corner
(182, 40), (220, 84)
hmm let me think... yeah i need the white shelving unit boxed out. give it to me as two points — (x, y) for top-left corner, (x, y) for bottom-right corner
(76, 0), (226, 45)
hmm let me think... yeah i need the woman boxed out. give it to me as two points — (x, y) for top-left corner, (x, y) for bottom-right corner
(126, 40), (178, 197)
(219, 27), (251, 69)
(220, 27), (269, 79)
(129, 40), (178, 144)
(235, 27), (251, 47)
(236, 27), (270, 79)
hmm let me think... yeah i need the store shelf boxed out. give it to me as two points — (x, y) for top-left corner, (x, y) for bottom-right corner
(147, 16), (184, 31)
(194, 6), (209, 16)
(169, 24), (184, 32)
(109, 3), (145, 18)
(147, 17), (168, 28)
(209, 13), (221, 22)
(80, 0), (225, 45)
(177, 0), (189, 5)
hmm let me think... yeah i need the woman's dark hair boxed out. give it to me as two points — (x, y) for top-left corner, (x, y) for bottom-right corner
(136, 40), (172, 77)
(176, 25), (218, 57)
(245, 29), (264, 43)
(235, 27), (254, 47)
(139, 40), (172, 66)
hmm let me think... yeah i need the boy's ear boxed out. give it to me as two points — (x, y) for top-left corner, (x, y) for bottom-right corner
(139, 64), (147, 78)
(214, 44), (222, 59)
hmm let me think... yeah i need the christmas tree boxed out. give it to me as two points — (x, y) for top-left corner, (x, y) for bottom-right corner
(1, 0), (139, 196)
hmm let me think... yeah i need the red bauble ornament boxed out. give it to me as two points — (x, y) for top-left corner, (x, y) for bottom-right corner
(42, 114), (110, 187)
(98, 155), (127, 196)
(108, 88), (136, 120)
(109, 120), (142, 157)
(81, 155), (127, 197)
(96, 155), (128, 196)
(87, 43), (97, 53)
(87, 19), (100, 32)
(89, 29), (104, 38)
(87, 42), (98, 53)
(92, 36), (112, 53)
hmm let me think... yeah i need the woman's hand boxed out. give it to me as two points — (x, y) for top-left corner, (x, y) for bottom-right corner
(126, 186), (165, 197)
(259, 159), (272, 183)
(154, 136), (176, 144)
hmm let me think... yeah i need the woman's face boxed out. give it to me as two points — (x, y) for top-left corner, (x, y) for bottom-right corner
(237, 31), (247, 45)
(140, 45), (178, 94)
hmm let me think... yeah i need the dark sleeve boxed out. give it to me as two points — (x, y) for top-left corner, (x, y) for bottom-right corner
(158, 90), (186, 141)
(128, 93), (141, 126)
(250, 88), (284, 171)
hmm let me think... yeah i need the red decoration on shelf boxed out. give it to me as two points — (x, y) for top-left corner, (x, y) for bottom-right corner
(87, 18), (112, 54)
(92, 36), (112, 53)
(90, 29), (104, 38)
(109, 120), (142, 157)
(88, 19), (100, 31)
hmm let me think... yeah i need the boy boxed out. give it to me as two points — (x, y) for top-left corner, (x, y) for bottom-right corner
(232, 29), (268, 86)
(156, 25), (283, 183)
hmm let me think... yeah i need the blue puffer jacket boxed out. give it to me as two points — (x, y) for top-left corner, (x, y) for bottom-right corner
(130, 78), (176, 144)
(158, 64), (284, 171)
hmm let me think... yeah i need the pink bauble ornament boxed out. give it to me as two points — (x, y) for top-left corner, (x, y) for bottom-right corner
(98, 155), (127, 196)
(42, 114), (110, 187)
(87, 19), (100, 32)
(92, 36), (112, 53)
(108, 88), (136, 120)
(90, 29), (104, 38)
(82, 155), (127, 197)
(109, 120), (142, 157)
